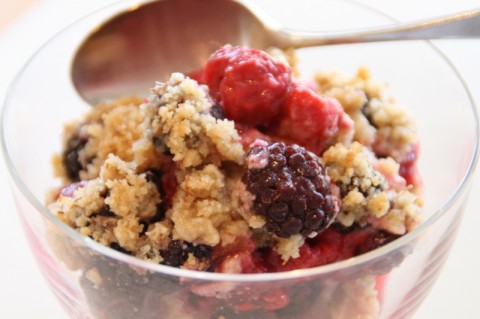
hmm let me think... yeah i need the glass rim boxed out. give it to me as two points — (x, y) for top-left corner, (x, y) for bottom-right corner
(1, 0), (479, 283)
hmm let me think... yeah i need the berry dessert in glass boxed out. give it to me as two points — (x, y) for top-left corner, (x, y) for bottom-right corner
(45, 45), (424, 319)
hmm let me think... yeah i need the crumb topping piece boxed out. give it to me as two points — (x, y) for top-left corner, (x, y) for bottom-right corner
(322, 142), (421, 234)
(315, 67), (417, 163)
(170, 164), (251, 247)
(50, 155), (169, 263)
(138, 72), (245, 169)
(53, 97), (153, 182)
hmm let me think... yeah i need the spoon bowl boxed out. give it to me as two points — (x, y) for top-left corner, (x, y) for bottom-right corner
(72, 0), (274, 103)
(72, 0), (480, 104)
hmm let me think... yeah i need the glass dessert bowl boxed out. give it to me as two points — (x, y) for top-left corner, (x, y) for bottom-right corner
(1, 0), (478, 318)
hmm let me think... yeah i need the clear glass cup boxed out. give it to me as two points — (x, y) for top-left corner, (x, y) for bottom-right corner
(1, 0), (478, 318)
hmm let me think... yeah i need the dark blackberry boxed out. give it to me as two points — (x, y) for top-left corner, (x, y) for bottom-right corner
(191, 244), (213, 259)
(109, 242), (131, 255)
(161, 240), (189, 267)
(63, 133), (88, 181)
(80, 256), (179, 319)
(210, 103), (225, 120)
(360, 93), (379, 129)
(244, 142), (339, 238)
(91, 204), (116, 218)
(145, 168), (162, 186)
(160, 240), (213, 267)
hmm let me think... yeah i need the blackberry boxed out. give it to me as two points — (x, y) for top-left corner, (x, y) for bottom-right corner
(355, 227), (406, 274)
(63, 133), (88, 181)
(91, 204), (116, 218)
(244, 141), (339, 238)
(80, 256), (179, 319)
(209, 103), (225, 120)
(191, 244), (213, 259)
(160, 240), (213, 267)
(161, 240), (189, 267)
(361, 94), (378, 129)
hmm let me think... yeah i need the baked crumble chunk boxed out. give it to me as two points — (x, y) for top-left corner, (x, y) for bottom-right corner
(322, 142), (421, 235)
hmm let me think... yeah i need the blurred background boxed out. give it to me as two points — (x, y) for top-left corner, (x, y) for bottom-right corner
(0, 0), (479, 318)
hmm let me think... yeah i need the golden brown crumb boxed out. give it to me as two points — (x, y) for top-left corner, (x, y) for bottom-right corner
(137, 72), (244, 169)
(275, 234), (305, 261)
(322, 142), (421, 234)
(52, 96), (159, 182)
(170, 164), (250, 246)
(49, 155), (170, 263)
(315, 67), (417, 163)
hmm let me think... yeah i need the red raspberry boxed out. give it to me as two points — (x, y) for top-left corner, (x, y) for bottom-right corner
(201, 45), (241, 100)
(187, 68), (203, 83)
(202, 45), (292, 126)
(271, 83), (353, 154)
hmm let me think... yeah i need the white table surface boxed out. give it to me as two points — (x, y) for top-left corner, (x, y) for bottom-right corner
(0, 0), (479, 318)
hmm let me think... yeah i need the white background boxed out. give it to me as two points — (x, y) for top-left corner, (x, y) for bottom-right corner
(0, 0), (479, 318)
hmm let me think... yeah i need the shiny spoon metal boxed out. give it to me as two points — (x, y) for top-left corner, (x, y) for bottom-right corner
(72, 0), (480, 104)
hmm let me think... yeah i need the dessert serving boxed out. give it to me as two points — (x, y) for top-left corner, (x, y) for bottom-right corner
(3, 0), (478, 318)
(45, 45), (423, 318)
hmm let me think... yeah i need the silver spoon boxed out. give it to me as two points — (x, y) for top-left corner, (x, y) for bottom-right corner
(72, 0), (480, 104)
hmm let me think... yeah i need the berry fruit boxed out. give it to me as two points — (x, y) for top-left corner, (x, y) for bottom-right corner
(244, 141), (339, 238)
(235, 123), (272, 151)
(399, 143), (421, 187)
(160, 240), (212, 268)
(63, 133), (88, 181)
(271, 83), (353, 154)
(202, 45), (292, 126)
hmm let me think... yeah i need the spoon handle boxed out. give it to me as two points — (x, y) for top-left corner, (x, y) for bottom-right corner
(274, 8), (480, 48)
